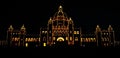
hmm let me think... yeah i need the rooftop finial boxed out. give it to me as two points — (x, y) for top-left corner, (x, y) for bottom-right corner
(8, 25), (13, 30)
(108, 25), (113, 31)
(58, 5), (63, 12)
(50, 17), (52, 20)
(109, 25), (112, 28)
(59, 5), (62, 9)
(96, 25), (101, 32)
(69, 17), (72, 20)
(97, 25), (100, 28)
(21, 24), (26, 30)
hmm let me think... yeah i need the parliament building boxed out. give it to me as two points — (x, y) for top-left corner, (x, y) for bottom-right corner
(5, 5), (115, 48)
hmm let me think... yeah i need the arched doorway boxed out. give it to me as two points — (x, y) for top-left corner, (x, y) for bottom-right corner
(55, 37), (67, 47)
(57, 37), (64, 42)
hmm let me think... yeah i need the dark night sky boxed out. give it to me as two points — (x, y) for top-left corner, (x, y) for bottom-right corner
(0, 0), (120, 40)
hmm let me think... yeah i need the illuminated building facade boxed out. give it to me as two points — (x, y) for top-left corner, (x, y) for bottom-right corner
(4, 5), (116, 47)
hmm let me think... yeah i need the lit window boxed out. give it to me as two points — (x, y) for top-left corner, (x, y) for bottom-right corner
(13, 37), (20, 41)
(107, 33), (108, 35)
(31, 38), (33, 41)
(53, 42), (55, 44)
(90, 38), (93, 41)
(81, 38), (83, 42)
(15, 38), (17, 41)
(25, 43), (28, 47)
(104, 33), (106, 35)
(42, 31), (44, 33)
(27, 38), (30, 41)
(84, 38), (86, 42)
(39, 38), (40, 42)
(25, 38), (28, 42)
(107, 43), (109, 46)
(77, 31), (79, 34)
(12, 38), (14, 41)
(75, 37), (78, 41)
(94, 38), (96, 42)
(74, 31), (76, 34)
(94, 38), (96, 40)
(70, 37), (72, 41)
(86, 38), (88, 42)
(45, 31), (47, 33)
(88, 38), (90, 42)
(34, 38), (37, 42)
(53, 37), (55, 40)
(13, 33), (15, 35)
(91, 38), (96, 42)
(66, 37), (68, 41)
(43, 43), (46, 47)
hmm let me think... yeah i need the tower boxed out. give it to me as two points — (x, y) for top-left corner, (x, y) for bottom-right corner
(108, 25), (115, 47)
(68, 17), (74, 45)
(7, 24), (26, 47)
(95, 25), (101, 47)
(7, 25), (14, 47)
(47, 17), (52, 46)
(95, 25), (115, 47)
(20, 24), (26, 47)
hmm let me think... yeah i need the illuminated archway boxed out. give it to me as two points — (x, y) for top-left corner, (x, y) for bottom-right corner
(57, 37), (64, 42)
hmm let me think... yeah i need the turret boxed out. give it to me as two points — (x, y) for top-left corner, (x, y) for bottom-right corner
(20, 24), (26, 46)
(96, 25), (101, 32)
(95, 25), (101, 47)
(7, 25), (14, 47)
(20, 24), (26, 34)
(108, 25), (113, 32)
(107, 25), (115, 47)
(8, 25), (14, 32)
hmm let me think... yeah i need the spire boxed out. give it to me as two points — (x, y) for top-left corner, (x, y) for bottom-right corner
(69, 17), (72, 20)
(21, 24), (26, 30)
(49, 17), (52, 20)
(58, 5), (63, 13)
(96, 25), (101, 32)
(69, 17), (73, 24)
(108, 25), (113, 31)
(48, 17), (52, 24)
(53, 5), (68, 19)
(59, 5), (62, 9)
(8, 25), (13, 30)
(108, 25), (112, 28)
(97, 25), (100, 28)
